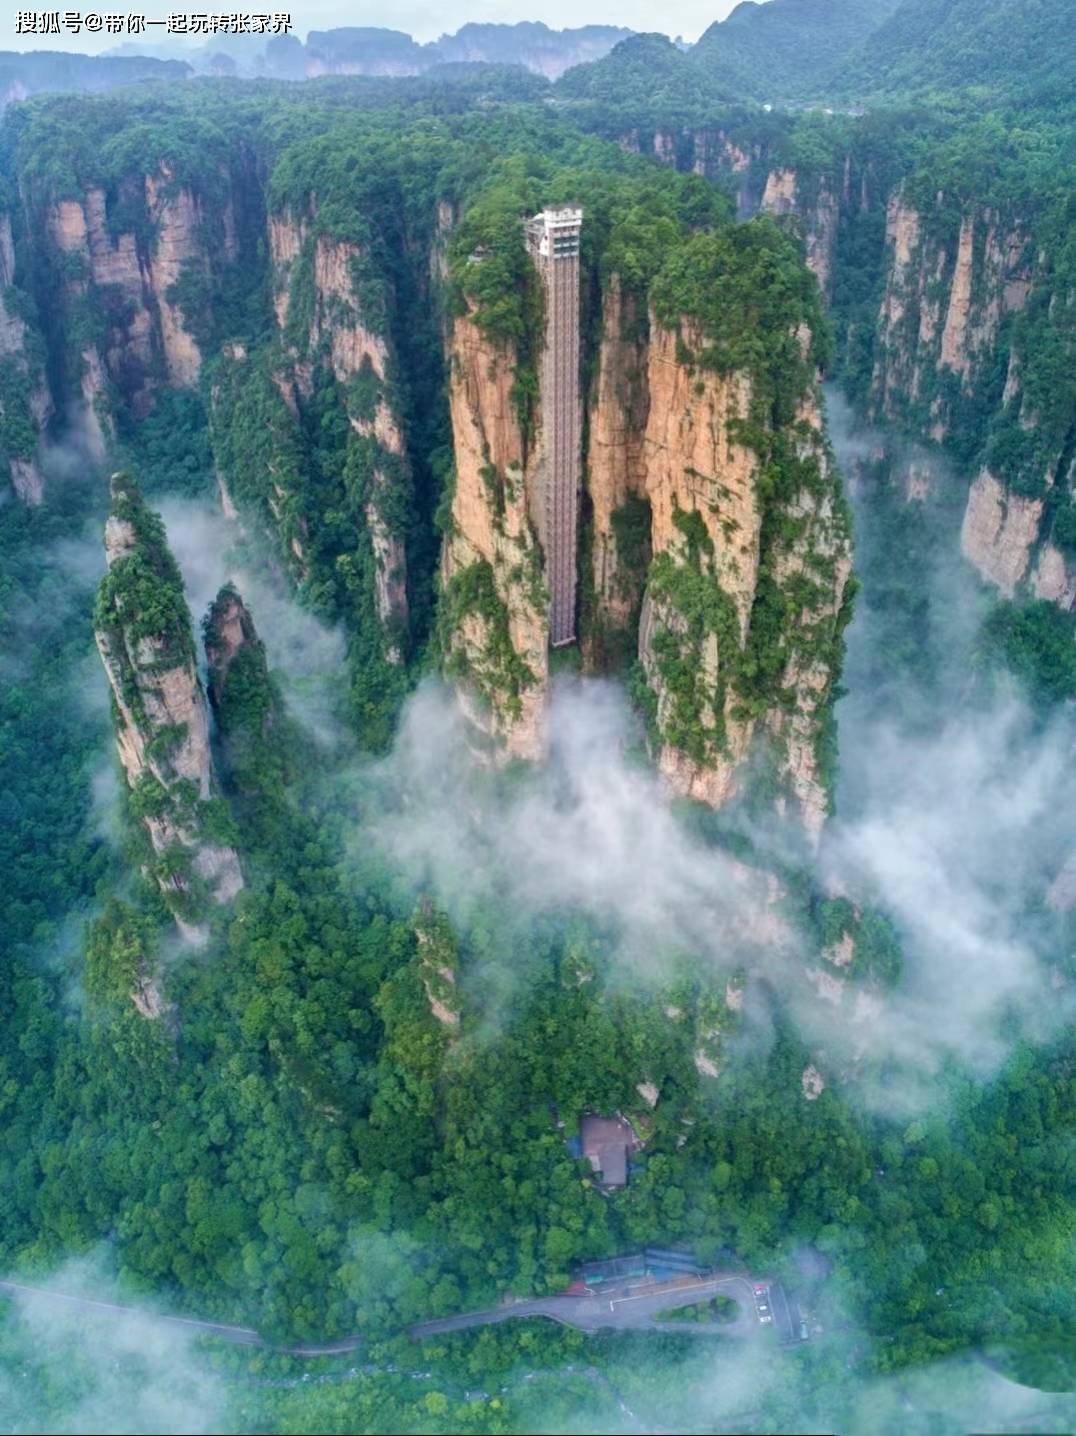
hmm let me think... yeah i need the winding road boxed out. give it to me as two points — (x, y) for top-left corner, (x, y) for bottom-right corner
(0, 1271), (768, 1357)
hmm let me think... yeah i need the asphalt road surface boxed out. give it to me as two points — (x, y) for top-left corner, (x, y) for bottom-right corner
(0, 1271), (767, 1355)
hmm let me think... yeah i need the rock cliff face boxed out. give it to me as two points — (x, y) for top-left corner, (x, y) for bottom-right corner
(867, 189), (1076, 604)
(4, 156), (252, 494)
(585, 275), (650, 655)
(760, 170), (840, 298)
(94, 474), (243, 942)
(638, 321), (852, 839)
(672, 137), (1073, 613)
(43, 165), (221, 437)
(0, 209), (51, 502)
(204, 583), (291, 797)
(267, 206), (411, 646)
(870, 193), (1032, 435)
(960, 471), (1044, 597)
(442, 273), (852, 837)
(414, 901), (461, 1031)
(440, 311), (548, 759)
(205, 583), (261, 705)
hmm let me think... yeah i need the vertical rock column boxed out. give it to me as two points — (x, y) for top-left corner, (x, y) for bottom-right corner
(94, 473), (243, 941)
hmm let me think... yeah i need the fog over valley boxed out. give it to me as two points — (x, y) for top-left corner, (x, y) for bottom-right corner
(0, 1), (1073, 1431)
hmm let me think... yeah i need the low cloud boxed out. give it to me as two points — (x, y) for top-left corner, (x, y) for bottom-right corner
(0, 1256), (227, 1434)
(365, 677), (798, 992)
(157, 498), (349, 748)
(821, 701), (1074, 1084)
(346, 390), (1076, 1111)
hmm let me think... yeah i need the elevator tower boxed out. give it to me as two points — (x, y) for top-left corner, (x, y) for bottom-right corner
(524, 206), (582, 648)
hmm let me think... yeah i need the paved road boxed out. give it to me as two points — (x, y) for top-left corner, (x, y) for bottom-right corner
(0, 1272), (764, 1356)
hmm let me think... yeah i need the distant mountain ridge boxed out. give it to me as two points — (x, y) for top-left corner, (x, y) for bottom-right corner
(294, 23), (632, 81)
(5, 0), (1071, 116)
(558, 0), (1073, 112)
(0, 49), (189, 110)
(120, 21), (625, 82)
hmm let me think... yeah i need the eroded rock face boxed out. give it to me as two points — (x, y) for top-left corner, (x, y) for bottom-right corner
(415, 902), (461, 1031)
(204, 584), (259, 703)
(204, 582), (291, 798)
(0, 211), (52, 502)
(640, 325), (762, 809)
(960, 470), (1043, 596)
(441, 277), (851, 840)
(441, 311), (548, 760)
(586, 275), (650, 647)
(267, 208), (410, 646)
(95, 474), (242, 943)
(761, 168), (797, 215)
(871, 192), (1031, 437)
(1032, 542), (1076, 610)
(653, 129), (677, 166)
(144, 167), (205, 387)
(42, 163), (223, 443)
(639, 320), (852, 841)
(686, 130), (769, 216)
(938, 214), (976, 377)
(756, 169), (840, 296)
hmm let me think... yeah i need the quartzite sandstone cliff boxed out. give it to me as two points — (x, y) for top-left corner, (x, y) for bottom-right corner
(95, 474), (243, 947)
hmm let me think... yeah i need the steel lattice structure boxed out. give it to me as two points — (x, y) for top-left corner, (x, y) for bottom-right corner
(525, 207), (582, 648)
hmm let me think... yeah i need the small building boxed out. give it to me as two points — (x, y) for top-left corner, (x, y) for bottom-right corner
(577, 1254), (648, 1287)
(579, 1113), (640, 1189)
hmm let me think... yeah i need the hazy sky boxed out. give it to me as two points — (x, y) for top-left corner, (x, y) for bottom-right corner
(2, 1), (744, 52)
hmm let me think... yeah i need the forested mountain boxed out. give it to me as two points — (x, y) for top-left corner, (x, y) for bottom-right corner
(832, 0), (1076, 107)
(555, 0), (1074, 114)
(0, 6), (1073, 1431)
(691, 0), (902, 100)
(558, 33), (735, 113)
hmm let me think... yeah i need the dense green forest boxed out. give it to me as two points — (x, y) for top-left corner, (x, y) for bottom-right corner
(0, 5), (1074, 1430)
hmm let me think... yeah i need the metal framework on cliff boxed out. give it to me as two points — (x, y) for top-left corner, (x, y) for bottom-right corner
(525, 206), (582, 648)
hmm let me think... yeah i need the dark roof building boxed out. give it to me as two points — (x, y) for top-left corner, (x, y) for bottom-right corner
(580, 1113), (639, 1189)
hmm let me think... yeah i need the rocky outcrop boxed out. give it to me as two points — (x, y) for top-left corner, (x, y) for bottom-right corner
(42, 163), (225, 439)
(937, 213), (975, 377)
(442, 267), (850, 837)
(144, 166), (207, 387)
(1032, 542), (1076, 611)
(685, 129), (769, 217)
(204, 583), (291, 797)
(801, 181), (840, 298)
(871, 193), (1031, 436)
(94, 474), (242, 941)
(638, 320), (851, 841)
(603, 123), (1068, 617)
(268, 208), (410, 646)
(960, 470), (1044, 596)
(761, 169), (797, 215)
(204, 583), (260, 705)
(653, 129), (678, 166)
(639, 326), (762, 809)
(691, 129), (753, 180)
(440, 311), (548, 759)
(414, 901), (461, 1031)
(585, 275), (650, 652)
(0, 211), (52, 501)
